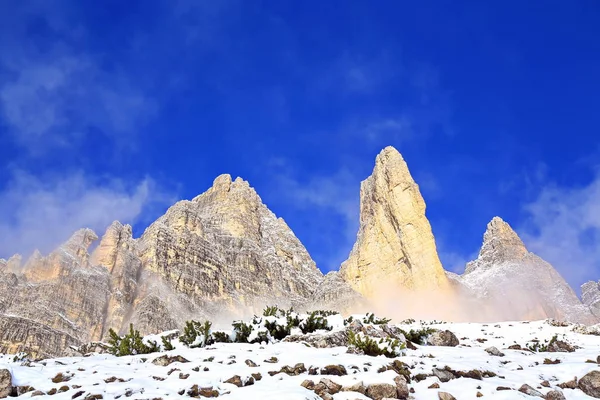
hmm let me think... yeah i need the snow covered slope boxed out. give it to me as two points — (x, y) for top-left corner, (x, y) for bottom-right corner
(2, 319), (600, 399)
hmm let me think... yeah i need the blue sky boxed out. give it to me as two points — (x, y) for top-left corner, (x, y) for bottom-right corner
(1, 1), (599, 293)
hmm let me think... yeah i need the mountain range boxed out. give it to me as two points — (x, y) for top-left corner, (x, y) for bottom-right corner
(0, 146), (598, 357)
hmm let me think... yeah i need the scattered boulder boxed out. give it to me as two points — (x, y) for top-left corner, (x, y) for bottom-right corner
(496, 386), (511, 391)
(544, 390), (566, 400)
(224, 375), (243, 388)
(557, 378), (577, 389)
(320, 364), (347, 376)
(428, 383), (440, 389)
(394, 375), (409, 399)
(548, 340), (575, 353)
(433, 368), (455, 383)
(187, 385), (219, 398)
(319, 378), (342, 395)
(438, 392), (457, 400)
(0, 370), (12, 398)
(342, 381), (366, 394)
(301, 380), (315, 390)
(485, 346), (505, 357)
(270, 363), (307, 376)
(518, 384), (543, 397)
(579, 370), (600, 398)
(508, 344), (522, 350)
(366, 383), (398, 400)
(245, 359), (258, 367)
(152, 355), (189, 366)
(428, 330), (459, 347)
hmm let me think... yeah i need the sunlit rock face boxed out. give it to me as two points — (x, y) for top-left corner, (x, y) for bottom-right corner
(582, 280), (600, 319)
(457, 217), (598, 324)
(0, 174), (364, 357)
(339, 146), (451, 299)
(0, 230), (110, 358)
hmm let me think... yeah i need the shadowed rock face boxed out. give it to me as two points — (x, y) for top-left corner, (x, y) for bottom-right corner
(0, 174), (362, 357)
(582, 280), (600, 319)
(339, 146), (450, 298)
(457, 217), (597, 324)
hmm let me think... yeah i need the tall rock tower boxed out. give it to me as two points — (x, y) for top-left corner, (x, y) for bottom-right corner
(339, 146), (450, 299)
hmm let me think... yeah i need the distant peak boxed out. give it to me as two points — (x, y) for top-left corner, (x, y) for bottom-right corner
(375, 146), (404, 164)
(483, 217), (524, 246)
(61, 228), (98, 255)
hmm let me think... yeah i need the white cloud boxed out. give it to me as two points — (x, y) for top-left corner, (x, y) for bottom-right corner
(519, 173), (600, 291)
(0, 171), (175, 259)
(0, 4), (156, 154)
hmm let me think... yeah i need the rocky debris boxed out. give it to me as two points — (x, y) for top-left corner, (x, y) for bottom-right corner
(427, 330), (459, 347)
(0, 369), (12, 398)
(366, 382), (398, 399)
(548, 339), (575, 353)
(496, 386), (511, 391)
(187, 385), (219, 398)
(485, 346), (505, 357)
(438, 392), (457, 400)
(544, 390), (566, 400)
(394, 375), (409, 399)
(245, 359), (258, 367)
(578, 370), (600, 398)
(458, 217), (597, 324)
(224, 375), (243, 387)
(557, 377), (577, 389)
(269, 363), (307, 376)
(518, 384), (543, 397)
(433, 368), (455, 383)
(339, 146), (451, 299)
(320, 365), (347, 376)
(152, 355), (189, 366)
(428, 383), (440, 389)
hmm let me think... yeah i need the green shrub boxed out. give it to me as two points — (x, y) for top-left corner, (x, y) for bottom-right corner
(232, 321), (253, 343)
(180, 320), (213, 348)
(264, 319), (291, 340)
(363, 313), (391, 325)
(399, 327), (437, 344)
(108, 324), (160, 356)
(300, 311), (332, 334)
(212, 331), (232, 343)
(347, 330), (404, 357)
(526, 335), (556, 352)
(161, 336), (175, 351)
(310, 310), (339, 317)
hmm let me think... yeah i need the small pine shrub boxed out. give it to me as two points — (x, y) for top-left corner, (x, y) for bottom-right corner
(108, 324), (160, 356)
(212, 331), (232, 343)
(399, 327), (437, 344)
(264, 319), (291, 340)
(161, 336), (175, 351)
(526, 335), (556, 353)
(233, 321), (253, 343)
(300, 311), (332, 334)
(344, 316), (355, 326)
(310, 310), (339, 317)
(180, 320), (213, 348)
(263, 306), (280, 317)
(363, 312), (391, 325)
(347, 331), (404, 357)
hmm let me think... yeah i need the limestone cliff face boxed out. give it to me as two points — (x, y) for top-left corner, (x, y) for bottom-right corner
(339, 146), (450, 298)
(0, 231), (111, 357)
(128, 174), (325, 334)
(458, 217), (597, 324)
(0, 174), (360, 357)
(582, 280), (600, 319)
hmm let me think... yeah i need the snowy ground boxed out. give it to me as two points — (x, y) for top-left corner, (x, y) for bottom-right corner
(1, 319), (600, 399)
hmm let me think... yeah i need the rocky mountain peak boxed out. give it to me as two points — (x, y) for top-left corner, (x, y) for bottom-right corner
(61, 228), (99, 262)
(340, 146), (450, 298)
(465, 217), (528, 274)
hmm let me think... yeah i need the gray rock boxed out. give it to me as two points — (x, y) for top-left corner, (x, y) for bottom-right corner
(428, 330), (459, 347)
(579, 370), (600, 398)
(438, 392), (457, 400)
(544, 390), (566, 400)
(485, 346), (505, 357)
(432, 368), (455, 382)
(0, 369), (12, 398)
(518, 384), (543, 397)
(366, 383), (398, 399)
(394, 375), (409, 399)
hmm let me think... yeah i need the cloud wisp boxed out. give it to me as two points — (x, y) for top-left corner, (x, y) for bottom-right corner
(0, 171), (175, 259)
(519, 172), (600, 291)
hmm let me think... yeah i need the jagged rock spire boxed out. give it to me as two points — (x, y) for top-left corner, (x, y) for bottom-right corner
(465, 217), (528, 274)
(340, 146), (450, 297)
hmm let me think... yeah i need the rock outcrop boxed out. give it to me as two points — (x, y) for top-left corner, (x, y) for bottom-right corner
(339, 146), (450, 298)
(0, 174), (363, 357)
(582, 280), (600, 319)
(457, 217), (597, 324)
